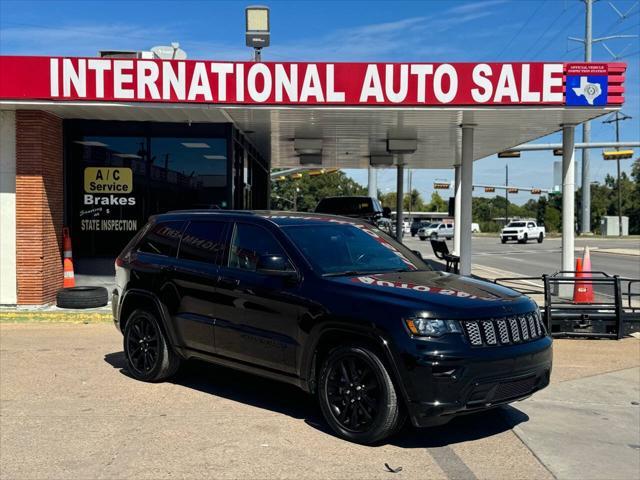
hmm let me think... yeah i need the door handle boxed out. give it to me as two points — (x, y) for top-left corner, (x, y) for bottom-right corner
(219, 277), (240, 288)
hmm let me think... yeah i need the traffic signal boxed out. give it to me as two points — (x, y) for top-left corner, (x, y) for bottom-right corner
(484, 187), (495, 193)
(507, 187), (519, 194)
(433, 182), (450, 189)
(602, 150), (633, 160)
(553, 149), (563, 156)
(531, 188), (542, 195)
(498, 151), (520, 158)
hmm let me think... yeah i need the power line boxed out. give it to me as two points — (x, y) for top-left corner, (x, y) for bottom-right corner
(531, 10), (582, 59)
(522, 4), (568, 58)
(496, 0), (548, 59)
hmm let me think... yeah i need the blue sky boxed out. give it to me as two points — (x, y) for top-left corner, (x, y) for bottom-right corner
(1, 0), (638, 204)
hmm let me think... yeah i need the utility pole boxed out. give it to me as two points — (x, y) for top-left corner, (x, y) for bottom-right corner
(505, 164), (509, 225)
(603, 111), (632, 236)
(569, 0), (638, 234)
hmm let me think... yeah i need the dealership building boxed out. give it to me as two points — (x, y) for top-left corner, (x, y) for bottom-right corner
(0, 55), (626, 305)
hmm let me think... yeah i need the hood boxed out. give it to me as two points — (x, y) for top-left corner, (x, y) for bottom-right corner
(326, 270), (528, 313)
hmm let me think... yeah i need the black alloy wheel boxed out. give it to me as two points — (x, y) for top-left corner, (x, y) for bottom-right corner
(126, 313), (160, 375)
(318, 346), (404, 444)
(123, 309), (180, 382)
(326, 355), (380, 433)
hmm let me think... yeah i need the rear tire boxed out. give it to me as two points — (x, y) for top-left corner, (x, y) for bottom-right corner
(537, 233), (544, 243)
(318, 345), (403, 444)
(123, 309), (180, 382)
(419, 236), (426, 241)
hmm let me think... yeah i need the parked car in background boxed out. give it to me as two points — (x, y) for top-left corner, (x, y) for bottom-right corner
(471, 222), (481, 233)
(418, 222), (454, 240)
(500, 220), (545, 244)
(314, 196), (384, 225)
(410, 219), (432, 237)
(113, 210), (552, 445)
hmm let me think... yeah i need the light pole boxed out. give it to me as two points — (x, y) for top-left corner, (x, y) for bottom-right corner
(245, 6), (270, 61)
(603, 111), (632, 236)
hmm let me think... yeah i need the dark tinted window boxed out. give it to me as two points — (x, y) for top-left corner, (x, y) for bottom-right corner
(178, 221), (227, 264)
(137, 221), (184, 257)
(228, 223), (290, 271)
(315, 197), (374, 215)
(283, 223), (427, 275)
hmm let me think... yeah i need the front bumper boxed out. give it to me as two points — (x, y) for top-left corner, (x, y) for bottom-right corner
(500, 232), (524, 240)
(397, 336), (552, 428)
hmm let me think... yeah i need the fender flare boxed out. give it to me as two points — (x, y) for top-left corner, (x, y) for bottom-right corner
(300, 324), (412, 407)
(119, 289), (181, 348)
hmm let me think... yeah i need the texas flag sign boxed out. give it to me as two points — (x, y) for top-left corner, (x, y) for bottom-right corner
(565, 63), (608, 106)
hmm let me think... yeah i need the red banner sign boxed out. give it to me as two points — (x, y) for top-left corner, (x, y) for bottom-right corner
(0, 56), (624, 106)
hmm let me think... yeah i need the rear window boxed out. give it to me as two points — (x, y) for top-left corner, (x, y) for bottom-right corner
(178, 221), (227, 264)
(137, 221), (184, 257)
(315, 197), (374, 215)
(508, 222), (526, 227)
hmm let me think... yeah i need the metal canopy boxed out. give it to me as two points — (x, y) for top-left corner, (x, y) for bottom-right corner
(0, 100), (618, 168)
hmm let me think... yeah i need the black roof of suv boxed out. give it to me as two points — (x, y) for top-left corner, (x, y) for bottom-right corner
(113, 210), (552, 444)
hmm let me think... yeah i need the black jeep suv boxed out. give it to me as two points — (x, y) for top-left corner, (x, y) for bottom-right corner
(113, 211), (552, 444)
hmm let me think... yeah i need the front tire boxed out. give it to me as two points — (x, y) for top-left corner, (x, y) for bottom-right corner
(537, 233), (544, 243)
(519, 233), (528, 244)
(501, 238), (507, 244)
(318, 345), (403, 444)
(124, 309), (180, 382)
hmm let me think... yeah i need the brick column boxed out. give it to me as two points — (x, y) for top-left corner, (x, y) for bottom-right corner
(16, 110), (64, 304)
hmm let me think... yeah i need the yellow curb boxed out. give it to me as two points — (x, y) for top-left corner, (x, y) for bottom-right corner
(0, 311), (112, 323)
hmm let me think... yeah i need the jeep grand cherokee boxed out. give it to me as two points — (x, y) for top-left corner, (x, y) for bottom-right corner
(113, 211), (552, 444)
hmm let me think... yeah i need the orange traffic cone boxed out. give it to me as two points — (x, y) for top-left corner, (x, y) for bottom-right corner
(573, 257), (593, 304)
(62, 227), (75, 288)
(581, 246), (594, 303)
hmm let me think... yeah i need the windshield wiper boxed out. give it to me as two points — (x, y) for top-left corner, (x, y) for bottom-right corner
(322, 271), (366, 277)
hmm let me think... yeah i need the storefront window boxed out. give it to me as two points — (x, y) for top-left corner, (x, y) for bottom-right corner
(69, 129), (228, 257)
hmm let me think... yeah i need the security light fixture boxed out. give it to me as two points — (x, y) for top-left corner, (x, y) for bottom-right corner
(299, 154), (323, 165)
(203, 155), (227, 160)
(387, 139), (417, 154)
(370, 154), (394, 166)
(246, 5), (270, 60)
(294, 138), (323, 155)
(181, 142), (211, 148)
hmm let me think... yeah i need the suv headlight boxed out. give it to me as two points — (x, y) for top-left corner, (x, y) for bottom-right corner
(405, 318), (461, 337)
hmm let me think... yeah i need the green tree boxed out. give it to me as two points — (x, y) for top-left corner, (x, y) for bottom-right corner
(427, 191), (447, 212)
(270, 170), (366, 211)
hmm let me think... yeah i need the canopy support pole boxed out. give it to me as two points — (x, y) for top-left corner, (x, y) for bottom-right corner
(367, 166), (377, 198)
(459, 124), (475, 276)
(561, 124), (576, 296)
(395, 160), (404, 240)
(453, 164), (462, 255)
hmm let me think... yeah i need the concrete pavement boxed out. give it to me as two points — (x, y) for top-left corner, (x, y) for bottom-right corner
(1, 322), (639, 479)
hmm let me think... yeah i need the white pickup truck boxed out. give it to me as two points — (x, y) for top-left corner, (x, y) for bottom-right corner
(500, 221), (545, 244)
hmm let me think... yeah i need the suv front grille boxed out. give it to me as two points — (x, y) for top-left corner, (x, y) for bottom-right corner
(462, 311), (545, 347)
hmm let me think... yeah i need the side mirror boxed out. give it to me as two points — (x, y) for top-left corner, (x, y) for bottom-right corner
(412, 250), (424, 260)
(256, 254), (297, 278)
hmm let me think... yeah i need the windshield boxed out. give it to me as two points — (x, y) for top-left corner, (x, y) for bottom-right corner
(282, 223), (430, 276)
(507, 222), (526, 227)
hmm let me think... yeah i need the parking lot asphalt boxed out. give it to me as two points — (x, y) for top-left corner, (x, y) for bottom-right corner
(404, 235), (640, 280)
(1, 323), (639, 480)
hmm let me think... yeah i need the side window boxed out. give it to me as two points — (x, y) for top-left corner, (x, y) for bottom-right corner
(178, 221), (227, 264)
(447, 224), (453, 228)
(137, 221), (184, 257)
(439, 224), (445, 229)
(528, 222), (535, 228)
(228, 223), (291, 272)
